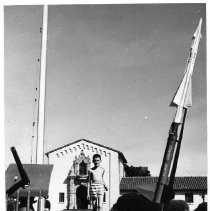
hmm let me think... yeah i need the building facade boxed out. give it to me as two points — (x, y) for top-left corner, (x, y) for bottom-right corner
(46, 139), (127, 211)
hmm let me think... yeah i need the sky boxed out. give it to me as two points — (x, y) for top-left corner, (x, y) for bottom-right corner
(4, 3), (207, 176)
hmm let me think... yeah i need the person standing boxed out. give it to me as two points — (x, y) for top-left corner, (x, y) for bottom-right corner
(88, 154), (108, 211)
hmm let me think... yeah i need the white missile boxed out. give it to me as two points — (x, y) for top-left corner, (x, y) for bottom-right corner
(170, 18), (202, 123)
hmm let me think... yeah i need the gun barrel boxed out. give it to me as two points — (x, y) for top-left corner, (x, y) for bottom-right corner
(11, 147), (30, 186)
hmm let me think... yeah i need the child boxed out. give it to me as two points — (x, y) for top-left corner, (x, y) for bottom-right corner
(88, 154), (108, 211)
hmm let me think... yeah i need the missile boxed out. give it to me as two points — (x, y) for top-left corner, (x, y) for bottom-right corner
(170, 18), (202, 123)
(153, 19), (203, 204)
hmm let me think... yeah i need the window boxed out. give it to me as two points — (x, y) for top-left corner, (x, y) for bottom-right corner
(59, 192), (65, 203)
(79, 160), (87, 175)
(185, 193), (194, 203)
(103, 192), (106, 203)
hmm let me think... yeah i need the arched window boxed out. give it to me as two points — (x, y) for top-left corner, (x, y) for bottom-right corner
(79, 160), (87, 175)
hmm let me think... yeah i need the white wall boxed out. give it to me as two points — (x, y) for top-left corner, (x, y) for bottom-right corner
(107, 150), (121, 209)
(174, 193), (207, 211)
(119, 160), (125, 179)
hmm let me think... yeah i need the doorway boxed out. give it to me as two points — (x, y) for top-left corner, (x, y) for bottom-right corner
(76, 185), (89, 209)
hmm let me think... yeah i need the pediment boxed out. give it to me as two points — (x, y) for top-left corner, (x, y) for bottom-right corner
(73, 150), (91, 165)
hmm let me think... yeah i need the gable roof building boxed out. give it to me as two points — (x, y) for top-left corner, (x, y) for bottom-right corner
(46, 139), (127, 211)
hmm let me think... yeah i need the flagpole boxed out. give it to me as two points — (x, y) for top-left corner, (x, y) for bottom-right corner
(36, 5), (48, 164)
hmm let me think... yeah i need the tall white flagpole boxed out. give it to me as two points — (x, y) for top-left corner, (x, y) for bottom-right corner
(36, 5), (48, 164)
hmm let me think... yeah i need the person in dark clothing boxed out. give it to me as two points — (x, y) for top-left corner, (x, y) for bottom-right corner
(167, 200), (189, 211)
(19, 197), (36, 211)
(44, 197), (51, 211)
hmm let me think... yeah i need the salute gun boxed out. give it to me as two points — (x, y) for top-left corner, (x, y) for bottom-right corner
(6, 147), (30, 197)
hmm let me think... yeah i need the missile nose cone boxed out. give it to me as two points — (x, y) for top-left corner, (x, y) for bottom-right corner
(199, 18), (203, 26)
(198, 18), (202, 32)
(193, 18), (202, 38)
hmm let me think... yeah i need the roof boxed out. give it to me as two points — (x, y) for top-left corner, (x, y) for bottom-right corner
(45, 138), (127, 163)
(6, 164), (53, 197)
(120, 176), (207, 192)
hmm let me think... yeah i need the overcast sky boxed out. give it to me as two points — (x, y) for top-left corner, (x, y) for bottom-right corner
(4, 4), (206, 176)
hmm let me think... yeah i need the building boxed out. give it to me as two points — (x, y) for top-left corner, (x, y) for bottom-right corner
(120, 176), (207, 211)
(46, 139), (127, 211)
